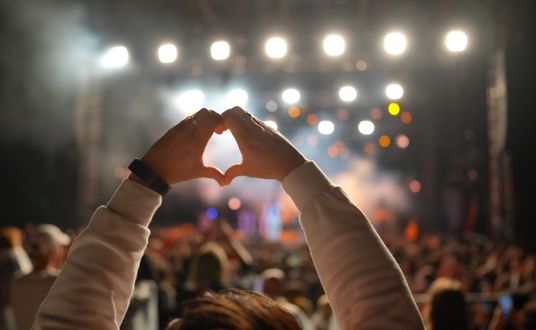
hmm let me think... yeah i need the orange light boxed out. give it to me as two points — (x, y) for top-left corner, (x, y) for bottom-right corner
(364, 142), (376, 155)
(306, 113), (318, 126)
(401, 111), (412, 124)
(327, 146), (338, 158)
(388, 103), (400, 116)
(409, 180), (422, 193)
(288, 106), (301, 118)
(379, 135), (391, 148)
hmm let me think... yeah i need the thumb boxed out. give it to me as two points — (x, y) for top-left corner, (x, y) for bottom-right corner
(223, 163), (248, 186)
(198, 166), (225, 186)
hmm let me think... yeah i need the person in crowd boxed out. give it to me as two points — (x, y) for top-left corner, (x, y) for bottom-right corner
(11, 224), (71, 330)
(423, 277), (470, 330)
(31, 107), (424, 329)
(0, 227), (33, 330)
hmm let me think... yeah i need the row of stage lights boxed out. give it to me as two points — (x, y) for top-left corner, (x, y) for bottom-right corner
(99, 30), (469, 68)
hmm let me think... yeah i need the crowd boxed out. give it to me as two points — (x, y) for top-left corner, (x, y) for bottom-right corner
(1, 220), (535, 330)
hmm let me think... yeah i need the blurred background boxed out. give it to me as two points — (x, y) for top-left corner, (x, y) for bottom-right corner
(0, 1), (535, 329)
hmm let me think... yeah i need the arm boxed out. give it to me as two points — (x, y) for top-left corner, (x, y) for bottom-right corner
(32, 109), (224, 330)
(222, 107), (424, 330)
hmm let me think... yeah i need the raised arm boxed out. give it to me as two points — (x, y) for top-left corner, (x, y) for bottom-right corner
(222, 107), (424, 330)
(32, 109), (224, 330)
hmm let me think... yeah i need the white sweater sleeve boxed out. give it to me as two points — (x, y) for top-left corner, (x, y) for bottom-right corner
(282, 162), (424, 330)
(32, 180), (162, 330)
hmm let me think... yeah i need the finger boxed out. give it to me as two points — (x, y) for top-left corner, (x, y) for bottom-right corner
(194, 110), (222, 144)
(223, 163), (248, 186)
(198, 165), (225, 186)
(221, 107), (254, 145)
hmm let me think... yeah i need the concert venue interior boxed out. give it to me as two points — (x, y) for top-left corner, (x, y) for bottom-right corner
(1, 1), (535, 330)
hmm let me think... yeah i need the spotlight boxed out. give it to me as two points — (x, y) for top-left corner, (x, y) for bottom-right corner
(228, 197), (241, 210)
(265, 37), (288, 59)
(226, 89), (248, 108)
(264, 120), (278, 131)
(383, 32), (407, 55)
(158, 43), (178, 64)
(338, 85), (357, 102)
(385, 83), (404, 100)
(99, 45), (129, 69)
(281, 88), (301, 105)
(323, 34), (346, 57)
(445, 30), (468, 53)
(175, 89), (205, 115)
(318, 120), (335, 135)
(388, 103), (400, 116)
(357, 120), (375, 135)
(211, 40), (231, 60)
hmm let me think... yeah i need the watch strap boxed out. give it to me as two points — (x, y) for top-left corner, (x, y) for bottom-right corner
(128, 159), (171, 196)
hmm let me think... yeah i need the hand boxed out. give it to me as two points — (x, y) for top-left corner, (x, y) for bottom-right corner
(130, 108), (225, 186)
(221, 107), (307, 185)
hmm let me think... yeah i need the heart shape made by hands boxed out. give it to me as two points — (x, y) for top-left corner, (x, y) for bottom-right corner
(202, 129), (243, 180)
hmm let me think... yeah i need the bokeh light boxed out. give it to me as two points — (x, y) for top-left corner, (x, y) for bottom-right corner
(445, 30), (468, 53)
(288, 107), (301, 118)
(210, 40), (231, 60)
(265, 100), (278, 112)
(264, 120), (278, 131)
(396, 134), (410, 149)
(388, 102), (401, 116)
(228, 197), (241, 210)
(357, 120), (375, 135)
(158, 43), (178, 64)
(307, 113), (319, 126)
(383, 32), (407, 55)
(323, 34), (346, 57)
(385, 83), (404, 100)
(175, 89), (205, 115)
(226, 89), (248, 108)
(379, 135), (391, 148)
(265, 37), (288, 59)
(281, 88), (301, 105)
(409, 180), (422, 193)
(318, 120), (335, 135)
(206, 207), (219, 220)
(401, 111), (413, 124)
(338, 85), (358, 102)
(100, 45), (129, 69)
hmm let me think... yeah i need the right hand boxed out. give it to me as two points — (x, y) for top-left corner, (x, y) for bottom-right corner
(221, 107), (307, 185)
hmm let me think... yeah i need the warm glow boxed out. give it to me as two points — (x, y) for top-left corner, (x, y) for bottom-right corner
(264, 120), (278, 131)
(323, 34), (346, 57)
(388, 103), (401, 116)
(288, 107), (301, 118)
(401, 111), (413, 124)
(383, 32), (407, 55)
(396, 134), (410, 149)
(265, 37), (288, 59)
(445, 30), (468, 53)
(158, 43), (178, 64)
(210, 40), (231, 60)
(379, 135), (391, 148)
(409, 180), (422, 193)
(307, 113), (319, 126)
(228, 197), (242, 210)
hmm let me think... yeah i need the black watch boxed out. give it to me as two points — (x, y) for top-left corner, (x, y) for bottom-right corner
(128, 159), (171, 196)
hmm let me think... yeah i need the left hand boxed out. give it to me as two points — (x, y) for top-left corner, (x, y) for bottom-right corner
(130, 108), (226, 186)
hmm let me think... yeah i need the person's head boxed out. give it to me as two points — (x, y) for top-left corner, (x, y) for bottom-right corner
(0, 226), (23, 250)
(28, 224), (71, 271)
(261, 268), (285, 298)
(166, 289), (300, 330)
(187, 242), (228, 291)
(425, 277), (470, 330)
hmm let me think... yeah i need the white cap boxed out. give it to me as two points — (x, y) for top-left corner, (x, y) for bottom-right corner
(31, 224), (71, 256)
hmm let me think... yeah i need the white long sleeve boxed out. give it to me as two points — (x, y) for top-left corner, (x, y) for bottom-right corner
(283, 162), (424, 330)
(32, 180), (161, 330)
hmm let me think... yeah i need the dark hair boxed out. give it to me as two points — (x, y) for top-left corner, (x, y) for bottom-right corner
(175, 289), (301, 330)
(429, 289), (470, 330)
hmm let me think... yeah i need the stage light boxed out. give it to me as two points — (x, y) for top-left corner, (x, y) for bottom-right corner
(158, 43), (178, 64)
(318, 120), (335, 135)
(281, 88), (301, 104)
(357, 120), (375, 135)
(401, 111), (413, 124)
(379, 135), (391, 148)
(206, 208), (219, 220)
(338, 85), (357, 102)
(288, 107), (301, 118)
(396, 134), (410, 149)
(210, 40), (231, 60)
(409, 180), (422, 193)
(264, 120), (278, 131)
(323, 34), (346, 57)
(265, 37), (288, 59)
(388, 102), (400, 116)
(226, 89), (248, 107)
(228, 197), (241, 210)
(445, 30), (468, 53)
(383, 32), (407, 55)
(99, 45), (129, 69)
(307, 113), (319, 126)
(385, 83), (404, 100)
(175, 89), (205, 115)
